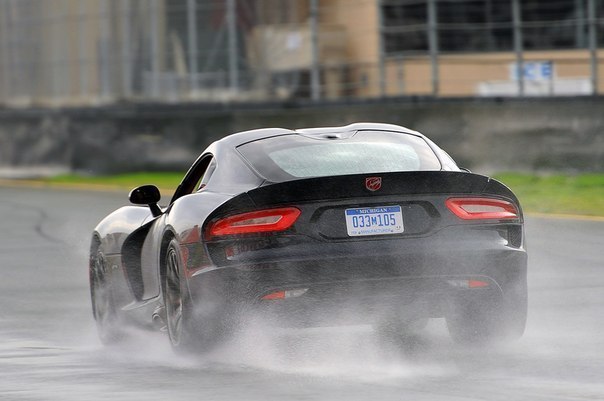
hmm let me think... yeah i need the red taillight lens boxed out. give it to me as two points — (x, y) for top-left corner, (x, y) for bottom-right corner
(447, 279), (491, 289)
(468, 280), (490, 288)
(261, 291), (286, 300)
(446, 197), (519, 220)
(208, 207), (301, 237)
(261, 288), (308, 300)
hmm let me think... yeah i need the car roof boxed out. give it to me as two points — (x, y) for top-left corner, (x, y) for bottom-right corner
(214, 122), (424, 149)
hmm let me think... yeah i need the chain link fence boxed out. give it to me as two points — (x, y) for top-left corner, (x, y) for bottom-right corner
(0, 0), (603, 107)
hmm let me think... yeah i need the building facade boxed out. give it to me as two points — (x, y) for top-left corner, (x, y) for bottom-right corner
(0, 0), (602, 106)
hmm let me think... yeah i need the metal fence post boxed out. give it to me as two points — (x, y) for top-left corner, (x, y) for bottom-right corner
(588, 0), (598, 95)
(50, 0), (61, 101)
(310, 0), (321, 101)
(78, 0), (89, 99)
(187, 0), (199, 94)
(427, 0), (439, 96)
(100, 0), (111, 99)
(377, 0), (386, 97)
(226, 0), (239, 94)
(150, 0), (160, 98)
(0, 0), (11, 101)
(60, 0), (72, 100)
(512, 0), (524, 97)
(121, 0), (131, 98)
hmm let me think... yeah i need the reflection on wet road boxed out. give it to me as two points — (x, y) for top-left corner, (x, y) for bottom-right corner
(1, 186), (603, 401)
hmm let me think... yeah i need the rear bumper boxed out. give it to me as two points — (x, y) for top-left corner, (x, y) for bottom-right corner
(187, 226), (527, 325)
(251, 276), (503, 327)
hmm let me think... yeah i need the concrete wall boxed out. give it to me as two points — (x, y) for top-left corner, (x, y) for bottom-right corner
(0, 97), (603, 177)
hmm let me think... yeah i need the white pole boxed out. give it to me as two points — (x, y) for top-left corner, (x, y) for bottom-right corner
(226, 0), (239, 93)
(150, 0), (160, 98)
(1, 0), (11, 101)
(100, 0), (111, 99)
(310, 0), (320, 100)
(121, 0), (131, 97)
(187, 0), (199, 93)
(78, 0), (89, 99)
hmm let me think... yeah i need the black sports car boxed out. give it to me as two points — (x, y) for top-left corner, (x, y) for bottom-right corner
(89, 123), (527, 350)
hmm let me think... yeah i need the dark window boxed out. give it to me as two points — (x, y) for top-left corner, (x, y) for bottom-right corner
(437, 0), (513, 53)
(521, 0), (587, 50)
(381, 0), (598, 55)
(171, 154), (214, 203)
(237, 131), (442, 182)
(383, 1), (428, 54)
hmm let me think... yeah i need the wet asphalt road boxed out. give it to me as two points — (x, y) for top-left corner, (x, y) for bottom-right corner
(0, 185), (603, 401)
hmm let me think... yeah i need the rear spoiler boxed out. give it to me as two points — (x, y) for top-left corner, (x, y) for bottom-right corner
(248, 172), (518, 206)
(207, 171), (520, 222)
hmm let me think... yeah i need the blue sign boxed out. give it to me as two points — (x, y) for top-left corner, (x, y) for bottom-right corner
(510, 61), (554, 81)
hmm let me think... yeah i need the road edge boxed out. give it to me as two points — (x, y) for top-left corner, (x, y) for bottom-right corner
(0, 179), (176, 197)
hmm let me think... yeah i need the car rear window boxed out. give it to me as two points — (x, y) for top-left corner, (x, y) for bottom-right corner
(237, 130), (442, 181)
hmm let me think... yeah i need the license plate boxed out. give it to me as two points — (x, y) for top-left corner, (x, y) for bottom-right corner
(345, 206), (404, 237)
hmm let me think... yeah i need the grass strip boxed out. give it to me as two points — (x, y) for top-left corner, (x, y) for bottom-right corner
(43, 172), (182, 191)
(493, 173), (604, 217)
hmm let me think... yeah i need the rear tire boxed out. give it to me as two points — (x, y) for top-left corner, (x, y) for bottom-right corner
(446, 287), (527, 345)
(164, 241), (196, 350)
(90, 251), (126, 344)
(163, 240), (229, 353)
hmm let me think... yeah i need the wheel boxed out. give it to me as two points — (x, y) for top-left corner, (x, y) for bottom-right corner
(164, 240), (210, 351)
(90, 251), (125, 344)
(163, 239), (234, 352)
(446, 287), (527, 345)
(164, 241), (188, 348)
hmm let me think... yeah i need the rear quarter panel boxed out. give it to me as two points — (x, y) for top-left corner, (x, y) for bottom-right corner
(93, 206), (152, 254)
(165, 191), (239, 243)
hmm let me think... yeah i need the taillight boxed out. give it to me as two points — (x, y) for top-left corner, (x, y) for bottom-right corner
(447, 279), (490, 288)
(261, 288), (308, 300)
(208, 207), (301, 237)
(446, 197), (518, 220)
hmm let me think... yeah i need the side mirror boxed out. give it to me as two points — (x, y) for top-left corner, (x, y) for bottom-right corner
(459, 167), (472, 173)
(129, 185), (162, 217)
